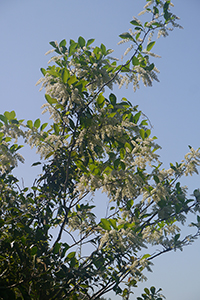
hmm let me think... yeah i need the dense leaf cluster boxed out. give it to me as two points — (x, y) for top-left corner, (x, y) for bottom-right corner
(0, 1), (199, 299)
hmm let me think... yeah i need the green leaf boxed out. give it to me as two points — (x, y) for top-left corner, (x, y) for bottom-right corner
(109, 93), (116, 105)
(93, 46), (101, 60)
(86, 38), (95, 47)
(45, 151), (54, 159)
(126, 199), (134, 210)
(100, 43), (106, 55)
(145, 129), (151, 138)
(174, 233), (180, 243)
(55, 103), (64, 110)
(34, 119), (41, 129)
(132, 56), (140, 66)
(140, 57), (147, 68)
(147, 63), (155, 72)
(53, 123), (60, 135)
(40, 68), (47, 75)
(144, 288), (150, 295)
(0, 219), (5, 228)
(153, 175), (160, 184)
(120, 148), (126, 159)
(78, 36), (86, 48)
(140, 120), (148, 126)
(69, 41), (78, 56)
(164, 11), (171, 21)
(133, 112), (141, 124)
(114, 158), (121, 169)
(59, 39), (66, 48)
(70, 39), (76, 45)
(136, 32), (141, 41)
(70, 257), (77, 268)
(68, 75), (77, 86)
(62, 69), (70, 83)
(27, 120), (33, 129)
(119, 32), (136, 42)
(130, 20), (142, 27)
(163, 1), (170, 12)
(141, 254), (151, 259)
(49, 41), (57, 48)
(53, 242), (61, 254)
(66, 251), (76, 259)
(61, 243), (70, 258)
(157, 199), (166, 209)
(124, 142), (132, 152)
(30, 246), (38, 256)
(153, 6), (159, 15)
(135, 26), (143, 31)
(4, 137), (11, 142)
(0, 114), (8, 124)
(121, 62), (130, 72)
(108, 152), (116, 161)
(146, 41), (155, 51)
(3, 112), (10, 120)
(140, 128), (145, 140)
(45, 94), (57, 105)
(150, 286), (156, 295)
(120, 161), (126, 170)
(4, 111), (16, 121)
(109, 219), (117, 229)
(10, 119), (19, 125)
(100, 218), (111, 230)
(47, 67), (60, 77)
(97, 93), (105, 106)
(40, 123), (48, 131)
(152, 21), (161, 27)
(108, 112), (116, 118)
(31, 162), (41, 167)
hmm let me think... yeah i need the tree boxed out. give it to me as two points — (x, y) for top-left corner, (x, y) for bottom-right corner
(0, 1), (200, 299)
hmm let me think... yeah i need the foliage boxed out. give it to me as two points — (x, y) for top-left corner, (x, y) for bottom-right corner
(136, 286), (165, 300)
(0, 1), (200, 299)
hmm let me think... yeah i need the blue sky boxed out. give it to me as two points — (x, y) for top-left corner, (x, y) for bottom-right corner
(1, 0), (200, 299)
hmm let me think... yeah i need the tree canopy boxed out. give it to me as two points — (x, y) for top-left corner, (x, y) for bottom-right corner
(0, 1), (200, 299)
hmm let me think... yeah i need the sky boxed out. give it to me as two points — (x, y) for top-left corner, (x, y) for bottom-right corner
(1, 0), (200, 299)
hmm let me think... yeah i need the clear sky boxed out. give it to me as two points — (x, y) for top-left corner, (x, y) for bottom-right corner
(1, 0), (200, 299)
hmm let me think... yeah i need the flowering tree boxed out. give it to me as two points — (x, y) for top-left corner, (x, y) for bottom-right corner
(0, 1), (200, 299)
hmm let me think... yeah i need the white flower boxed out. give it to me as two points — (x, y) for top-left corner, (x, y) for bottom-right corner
(99, 232), (109, 249)
(45, 49), (55, 56)
(144, 0), (153, 9)
(138, 10), (147, 16)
